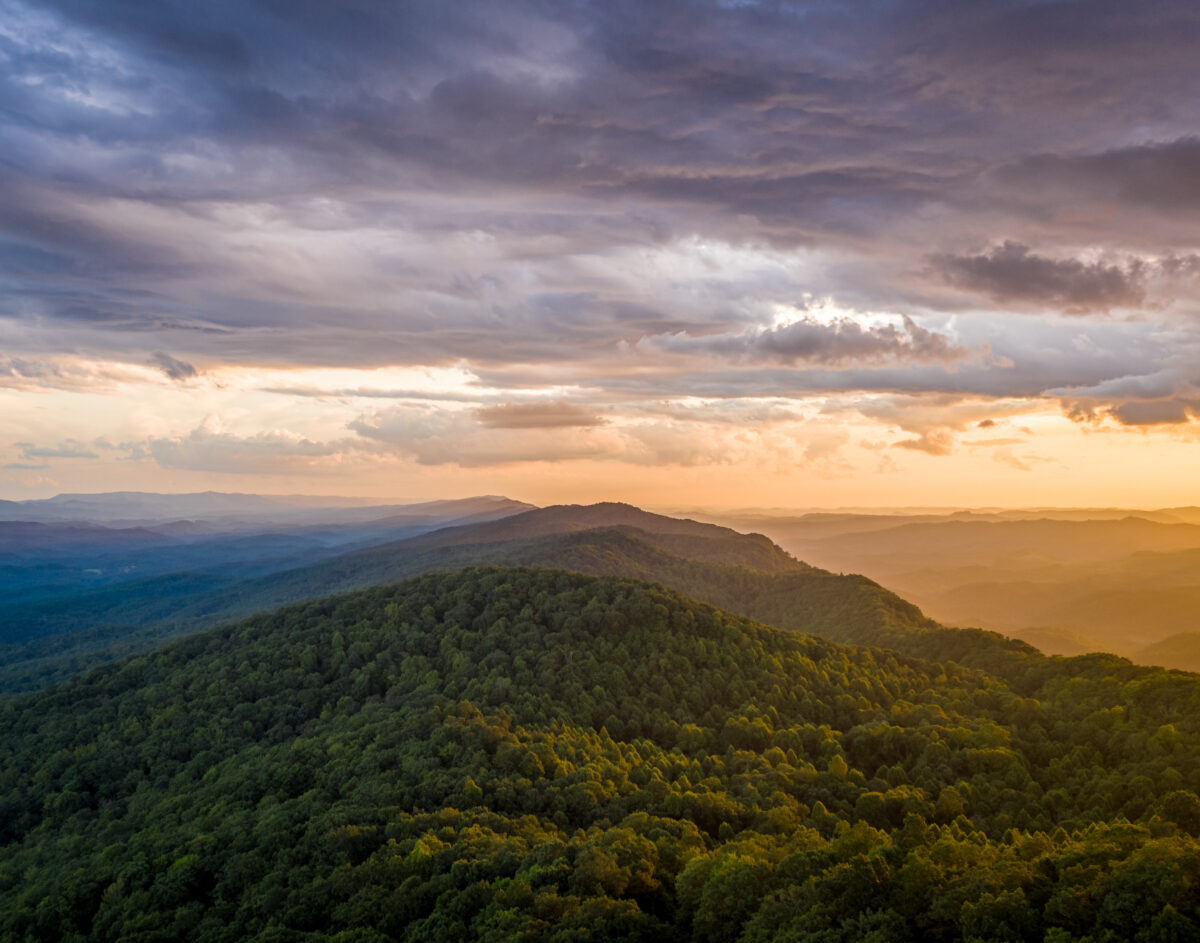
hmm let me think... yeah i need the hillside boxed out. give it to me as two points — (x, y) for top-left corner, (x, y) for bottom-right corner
(412, 502), (747, 543)
(700, 510), (1200, 668)
(0, 504), (801, 691)
(1139, 632), (1200, 674)
(0, 496), (535, 688)
(0, 504), (1035, 695)
(206, 521), (1041, 686)
(4, 568), (1200, 942)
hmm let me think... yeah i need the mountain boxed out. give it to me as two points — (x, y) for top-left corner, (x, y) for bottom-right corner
(692, 510), (1200, 668)
(15, 499), (1190, 698)
(0, 490), (378, 525)
(1139, 632), (1200, 674)
(5, 501), (1027, 694)
(3, 567), (1200, 942)
(786, 517), (1200, 565)
(181, 506), (1046, 689)
(0, 495), (535, 691)
(228, 501), (804, 598)
(0, 520), (168, 551)
(0, 491), (532, 529)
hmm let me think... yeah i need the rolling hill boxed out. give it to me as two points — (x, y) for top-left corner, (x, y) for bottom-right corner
(693, 510), (1200, 668)
(2, 502), (1037, 694)
(3, 567), (1200, 941)
(1139, 632), (1200, 674)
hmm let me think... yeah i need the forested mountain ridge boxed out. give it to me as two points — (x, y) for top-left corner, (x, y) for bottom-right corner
(406, 502), (762, 544)
(0, 503), (1030, 696)
(243, 501), (804, 601)
(207, 518), (1047, 689)
(721, 510), (1200, 666)
(0, 504), (800, 692)
(3, 567), (1200, 942)
(0, 501), (1159, 701)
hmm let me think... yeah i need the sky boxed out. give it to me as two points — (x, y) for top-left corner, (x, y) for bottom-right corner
(2, 0), (1200, 508)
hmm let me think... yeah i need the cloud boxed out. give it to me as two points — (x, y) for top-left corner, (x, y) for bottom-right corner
(0, 358), (61, 382)
(16, 439), (99, 459)
(262, 387), (492, 403)
(992, 449), (1034, 472)
(802, 427), (851, 464)
(0, 355), (154, 393)
(347, 402), (776, 467)
(349, 405), (615, 466)
(3, 0), (1196, 375)
(128, 425), (345, 473)
(621, 421), (747, 467)
(475, 400), (607, 429)
(1051, 370), (1189, 401)
(1053, 368), (1200, 427)
(895, 429), (956, 456)
(1000, 137), (1200, 214)
(149, 351), (198, 381)
(853, 394), (1043, 459)
(931, 243), (1147, 313)
(1065, 396), (1200, 428)
(651, 315), (967, 366)
(1108, 399), (1198, 426)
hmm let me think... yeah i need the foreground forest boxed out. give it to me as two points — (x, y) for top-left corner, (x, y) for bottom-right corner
(4, 568), (1200, 942)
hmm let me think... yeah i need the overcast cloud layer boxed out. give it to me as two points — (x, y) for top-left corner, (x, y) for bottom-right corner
(2, 0), (1199, 496)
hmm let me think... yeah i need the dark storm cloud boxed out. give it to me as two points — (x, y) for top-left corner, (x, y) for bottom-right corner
(932, 243), (1147, 313)
(3, 0), (1200, 419)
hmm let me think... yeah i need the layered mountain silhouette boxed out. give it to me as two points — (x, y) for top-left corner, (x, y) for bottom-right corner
(2, 499), (1040, 693)
(699, 510), (1200, 665)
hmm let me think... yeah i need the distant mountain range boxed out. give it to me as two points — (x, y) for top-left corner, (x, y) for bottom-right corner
(2, 496), (1027, 693)
(5, 493), (1200, 692)
(0, 490), (532, 528)
(690, 508), (1200, 667)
